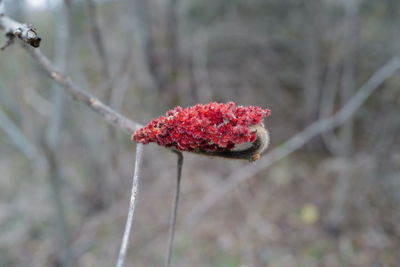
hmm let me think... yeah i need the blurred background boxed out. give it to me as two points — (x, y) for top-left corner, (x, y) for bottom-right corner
(1, 0), (400, 266)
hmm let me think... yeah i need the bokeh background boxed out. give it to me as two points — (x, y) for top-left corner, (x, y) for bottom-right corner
(1, 0), (400, 266)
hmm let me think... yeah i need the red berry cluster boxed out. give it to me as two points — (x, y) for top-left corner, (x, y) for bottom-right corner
(132, 102), (271, 152)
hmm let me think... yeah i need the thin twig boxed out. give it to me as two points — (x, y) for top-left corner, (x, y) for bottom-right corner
(116, 144), (144, 267)
(165, 152), (184, 267)
(185, 55), (400, 228)
(25, 46), (141, 133)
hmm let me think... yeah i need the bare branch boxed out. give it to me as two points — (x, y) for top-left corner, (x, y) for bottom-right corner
(23, 46), (141, 133)
(116, 144), (144, 267)
(165, 152), (183, 267)
(185, 56), (400, 228)
(0, 14), (41, 48)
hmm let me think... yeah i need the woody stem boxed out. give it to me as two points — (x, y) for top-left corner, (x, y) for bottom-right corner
(165, 151), (184, 267)
(116, 144), (144, 267)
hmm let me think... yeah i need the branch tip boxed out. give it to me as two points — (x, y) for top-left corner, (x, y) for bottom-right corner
(0, 14), (41, 49)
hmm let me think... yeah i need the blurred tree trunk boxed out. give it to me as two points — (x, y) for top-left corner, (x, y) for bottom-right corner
(302, 0), (323, 125)
(166, 0), (180, 81)
(129, 0), (159, 92)
(327, 0), (360, 233)
(45, 0), (74, 266)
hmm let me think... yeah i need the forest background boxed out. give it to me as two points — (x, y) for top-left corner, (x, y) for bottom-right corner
(0, 0), (399, 266)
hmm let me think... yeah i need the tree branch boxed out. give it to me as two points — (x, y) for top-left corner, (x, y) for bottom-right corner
(0, 14), (141, 134)
(165, 152), (183, 267)
(116, 144), (144, 267)
(0, 13), (41, 49)
(24, 45), (141, 133)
